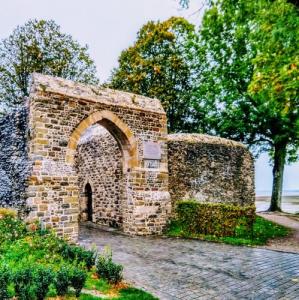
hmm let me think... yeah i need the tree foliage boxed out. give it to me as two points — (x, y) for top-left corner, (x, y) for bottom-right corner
(0, 19), (98, 107)
(248, 0), (299, 161)
(109, 17), (200, 132)
(189, 0), (299, 210)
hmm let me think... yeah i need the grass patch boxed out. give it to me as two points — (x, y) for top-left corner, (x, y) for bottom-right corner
(50, 288), (158, 300)
(167, 216), (290, 246)
(83, 273), (157, 299)
(48, 292), (102, 299)
(84, 272), (110, 293)
(117, 287), (158, 300)
(80, 294), (102, 300)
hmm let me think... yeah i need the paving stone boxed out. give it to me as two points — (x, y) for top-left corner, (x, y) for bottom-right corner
(79, 225), (299, 300)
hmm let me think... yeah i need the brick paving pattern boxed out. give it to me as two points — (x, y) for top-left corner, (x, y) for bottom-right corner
(79, 225), (299, 300)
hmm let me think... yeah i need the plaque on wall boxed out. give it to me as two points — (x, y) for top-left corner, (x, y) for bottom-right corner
(144, 159), (160, 169)
(143, 141), (161, 160)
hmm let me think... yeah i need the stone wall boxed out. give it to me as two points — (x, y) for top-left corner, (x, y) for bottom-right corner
(74, 130), (255, 229)
(0, 106), (29, 210)
(168, 134), (255, 207)
(75, 125), (123, 228)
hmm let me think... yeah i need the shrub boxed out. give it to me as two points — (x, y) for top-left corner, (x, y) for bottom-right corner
(96, 247), (123, 284)
(34, 265), (54, 300)
(70, 267), (87, 297)
(61, 244), (96, 270)
(0, 208), (17, 218)
(175, 200), (256, 237)
(79, 248), (96, 270)
(13, 266), (35, 300)
(0, 266), (11, 300)
(0, 216), (27, 245)
(54, 266), (70, 296)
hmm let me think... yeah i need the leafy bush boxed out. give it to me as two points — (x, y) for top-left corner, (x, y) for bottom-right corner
(175, 200), (256, 237)
(34, 265), (54, 300)
(96, 247), (123, 284)
(0, 266), (10, 299)
(79, 248), (96, 270)
(70, 266), (88, 297)
(13, 266), (36, 300)
(54, 266), (70, 296)
(0, 208), (17, 218)
(61, 244), (96, 270)
(167, 213), (288, 246)
(0, 216), (27, 245)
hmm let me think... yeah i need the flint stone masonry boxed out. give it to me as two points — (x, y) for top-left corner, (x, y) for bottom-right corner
(26, 73), (171, 241)
(75, 125), (123, 228)
(167, 134), (255, 207)
(0, 106), (29, 209)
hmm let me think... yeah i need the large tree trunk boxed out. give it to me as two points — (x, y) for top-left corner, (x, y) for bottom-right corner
(269, 143), (287, 211)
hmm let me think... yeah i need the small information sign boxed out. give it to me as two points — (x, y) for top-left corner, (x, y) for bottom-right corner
(144, 159), (160, 169)
(143, 141), (161, 160)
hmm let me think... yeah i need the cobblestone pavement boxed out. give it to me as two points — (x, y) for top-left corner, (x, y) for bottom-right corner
(79, 225), (299, 300)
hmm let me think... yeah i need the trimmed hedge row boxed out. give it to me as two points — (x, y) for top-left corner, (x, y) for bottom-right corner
(175, 200), (256, 237)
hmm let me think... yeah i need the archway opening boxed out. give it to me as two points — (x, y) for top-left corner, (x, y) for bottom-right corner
(75, 123), (125, 229)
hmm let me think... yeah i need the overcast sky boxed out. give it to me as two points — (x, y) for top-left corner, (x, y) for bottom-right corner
(0, 0), (298, 194)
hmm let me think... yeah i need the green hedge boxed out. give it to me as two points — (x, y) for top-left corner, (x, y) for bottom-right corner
(175, 200), (256, 237)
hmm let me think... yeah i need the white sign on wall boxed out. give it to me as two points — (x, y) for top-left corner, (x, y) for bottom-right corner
(143, 141), (161, 160)
(144, 159), (160, 169)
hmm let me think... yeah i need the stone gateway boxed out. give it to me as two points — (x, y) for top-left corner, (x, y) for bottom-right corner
(0, 74), (255, 241)
(26, 74), (171, 241)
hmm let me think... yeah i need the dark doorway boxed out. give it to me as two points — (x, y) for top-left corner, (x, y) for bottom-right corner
(85, 183), (93, 221)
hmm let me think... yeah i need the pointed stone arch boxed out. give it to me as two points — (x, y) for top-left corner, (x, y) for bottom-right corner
(66, 110), (138, 172)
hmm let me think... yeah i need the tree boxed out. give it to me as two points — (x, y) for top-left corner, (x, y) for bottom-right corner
(180, 0), (299, 8)
(109, 17), (201, 132)
(248, 1), (299, 210)
(185, 0), (299, 211)
(0, 19), (98, 107)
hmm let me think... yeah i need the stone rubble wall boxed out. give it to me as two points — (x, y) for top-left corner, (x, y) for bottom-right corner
(167, 134), (255, 207)
(75, 125), (123, 228)
(0, 106), (29, 210)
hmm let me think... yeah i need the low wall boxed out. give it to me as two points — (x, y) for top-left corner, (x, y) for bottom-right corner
(167, 134), (255, 207)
